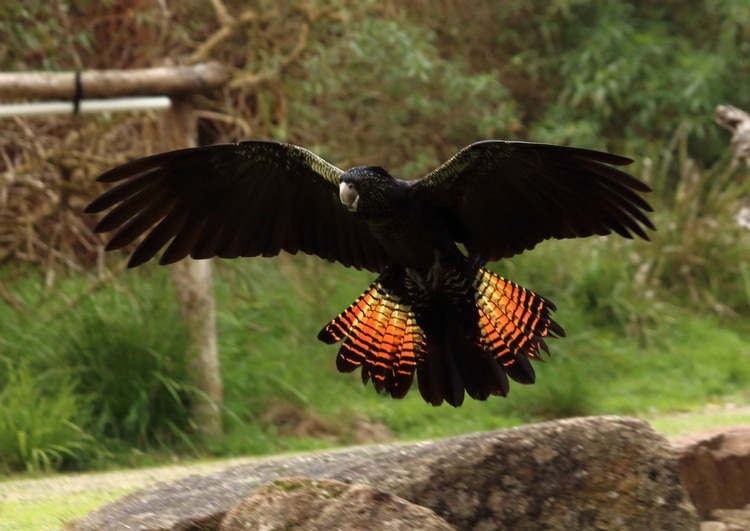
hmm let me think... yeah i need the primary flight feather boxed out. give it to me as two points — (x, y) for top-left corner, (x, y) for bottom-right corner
(86, 140), (654, 407)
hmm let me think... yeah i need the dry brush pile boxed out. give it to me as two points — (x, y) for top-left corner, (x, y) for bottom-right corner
(0, 0), (381, 274)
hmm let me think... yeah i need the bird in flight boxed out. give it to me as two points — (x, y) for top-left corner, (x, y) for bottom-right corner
(85, 140), (654, 407)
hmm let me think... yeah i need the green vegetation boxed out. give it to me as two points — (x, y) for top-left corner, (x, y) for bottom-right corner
(57, 277), (195, 450)
(0, 484), (133, 531)
(0, 361), (92, 473)
(2, 176), (750, 472)
(1, 0), (750, 488)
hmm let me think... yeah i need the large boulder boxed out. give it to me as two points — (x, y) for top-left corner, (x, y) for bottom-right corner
(219, 477), (454, 530)
(72, 416), (698, 530)
(708, 505), (750, 530)
(674, 425), (750, 519)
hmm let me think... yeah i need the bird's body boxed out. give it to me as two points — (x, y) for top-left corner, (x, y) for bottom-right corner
(86, 140), (654, 407)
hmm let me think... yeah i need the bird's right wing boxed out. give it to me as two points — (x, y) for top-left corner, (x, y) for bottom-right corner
(411, 140), (654, 263)
(85, 141), (390, 272)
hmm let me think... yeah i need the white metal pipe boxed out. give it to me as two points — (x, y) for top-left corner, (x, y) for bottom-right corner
(0, 96), (172, 118)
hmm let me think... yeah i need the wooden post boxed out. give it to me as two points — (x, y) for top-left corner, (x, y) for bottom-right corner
(0, 63), (229, 438)
(158, 96), (224, 438)
(0, 62), (228, 99)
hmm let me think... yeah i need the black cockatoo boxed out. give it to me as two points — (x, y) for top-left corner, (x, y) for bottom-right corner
(85, 140), (654, 407)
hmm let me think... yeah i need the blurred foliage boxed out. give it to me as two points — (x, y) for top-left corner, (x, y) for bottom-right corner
(540, 0), (750, 155)
(0, 267), (196, 471)
(287, 17), (516, 176)
(0, 361), (95, 473)
(1, 0), (749, 268)
(404, 0), (750, 155)
(56, 273), (195, 449)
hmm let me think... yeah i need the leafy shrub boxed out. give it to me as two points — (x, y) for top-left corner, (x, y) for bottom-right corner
(640, 131), (750, 316)
(0, 361), (96, 473)
(513, 359), (597, 420)
(57, 272), (196, 449)
(291, 15), (517, 177)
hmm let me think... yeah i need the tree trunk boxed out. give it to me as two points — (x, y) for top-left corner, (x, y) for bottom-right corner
(172, 259), (223, 438)
(159, 96), (224, 438)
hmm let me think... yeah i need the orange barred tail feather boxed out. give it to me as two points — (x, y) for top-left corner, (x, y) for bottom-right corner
(317, 274), (423, 399)
(474, 268), (565, 384)
(318, 266), (564, 407)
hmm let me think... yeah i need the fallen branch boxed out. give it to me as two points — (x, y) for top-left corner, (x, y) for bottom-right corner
(0, 62), (228, 100)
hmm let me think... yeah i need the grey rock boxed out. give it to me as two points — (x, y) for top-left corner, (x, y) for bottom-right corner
(710, 506), (750, 531)
(72, 415), (699, 531)
(674, 426), (750, 519)
(700, 522), (728, 531)
(219, 477), (454, 530)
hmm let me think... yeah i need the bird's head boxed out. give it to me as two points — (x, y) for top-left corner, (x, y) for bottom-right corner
(339, 166), (408, 217)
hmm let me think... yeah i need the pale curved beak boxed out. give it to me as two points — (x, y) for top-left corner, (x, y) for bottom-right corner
(339, 182), (360, 211)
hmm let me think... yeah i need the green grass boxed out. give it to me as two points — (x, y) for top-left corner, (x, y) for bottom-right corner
(0, 485), (133, 531)
(177, 249), (750, 452)
(1, 253), (750, 529)
(2, 233), (750, 473)
(0, 361), (94, 473)
(56, 276), (195, 450)
(649, 408), (750, 437)
(1, 248), (747, 523)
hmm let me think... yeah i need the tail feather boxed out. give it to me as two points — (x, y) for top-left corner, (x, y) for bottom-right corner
(387, 313), (421, 398)
(318, 266), (564, 407)
(456, 342), (512, 401)
(417, 337), (466, 407)
(475, 268), (564, 384)
(317, 276), (421, 398)
(417, 316), (511, 406)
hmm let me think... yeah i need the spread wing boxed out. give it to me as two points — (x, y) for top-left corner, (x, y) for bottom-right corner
(85, 141), (390, 272)
(411, 140), (654, 262)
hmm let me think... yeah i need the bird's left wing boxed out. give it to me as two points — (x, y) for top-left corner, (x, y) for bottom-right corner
(411, 140), (654, 262)
(85, 141), (390, 272)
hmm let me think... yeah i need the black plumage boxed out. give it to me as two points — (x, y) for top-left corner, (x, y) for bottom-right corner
(85, 140), (654, 407)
